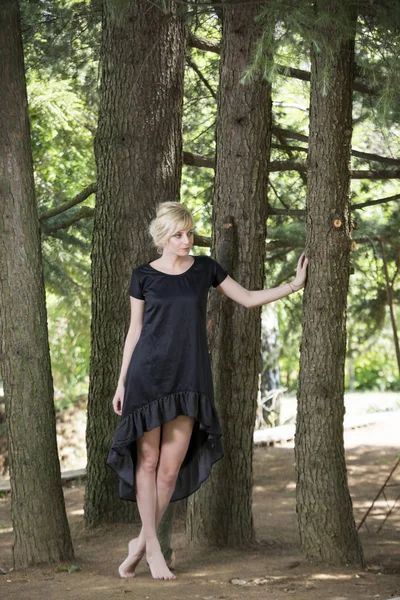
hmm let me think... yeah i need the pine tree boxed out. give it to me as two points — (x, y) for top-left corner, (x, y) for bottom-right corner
(186, 0), (272, 546)
(84, 0), (187, 526)
(294, 0), (365, 566)
(0, 0), (74, 568)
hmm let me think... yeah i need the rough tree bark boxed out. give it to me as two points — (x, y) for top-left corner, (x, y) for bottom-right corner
(0, 0), (74, 567)
(186, 0), (271, 546)
(84, 0), (187, 526)
(295, 0), (365, 566)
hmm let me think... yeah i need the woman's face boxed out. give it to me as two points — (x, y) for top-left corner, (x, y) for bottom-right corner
(165, 226), (194, 255)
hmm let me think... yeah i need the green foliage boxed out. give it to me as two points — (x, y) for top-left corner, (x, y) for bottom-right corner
(182, 13), (220, 235)
(262, 32), (400, 392)
(19, 0), (99, 406)
(242, 0), (400, 124)
(243, 0), (358, 93)
(11, 0), (400, 405)
(356, 5), (400, 124)
(27, 74), (96, 208)
(47, 293), (90, 411)
(351, 340), (400, 391)
(182, 5), (400, 393)
(22, 0), (100, 105)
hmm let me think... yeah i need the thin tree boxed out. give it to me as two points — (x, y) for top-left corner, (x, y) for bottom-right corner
(0, 0), (74, 568)
(377, 238), (400, 377)
(84, 0), (187, 526)
(186, 1), (272, 546)
(295, 0), (364, 566)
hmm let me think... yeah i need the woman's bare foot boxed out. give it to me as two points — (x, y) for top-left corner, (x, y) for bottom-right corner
(118, 536), (145, 578)
(146, 540), (176, 580)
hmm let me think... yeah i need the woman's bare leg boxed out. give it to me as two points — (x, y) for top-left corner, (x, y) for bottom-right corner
(155, 415), (195, 524)
(118, 426), (160, 578)
(119, 415), (195, 580)
(145, 415), (195, 580)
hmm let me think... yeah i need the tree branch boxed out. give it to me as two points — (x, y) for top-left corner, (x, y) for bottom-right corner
(183, 151), (214, 169)
(187, 31), (220, 54)
(350, 194), (400, 210)
(269, 160), (306, 172)
(271, 142), (308, 153)
(265, 235), (398, 251)
(39, 182), (97, 221)
(352, 170), (400, 180)
(272, 129), (307, 185)
(267, 205), (306, 216)
(35, 180), (399, 237)
(268, 193), (400, 217)
(275, 65), (376, 95)
(186, 56), (217, 100)
(184, 149), (400, 178)
(184, 130), (400, 176)
(273, 126), (400, 167)
(187, 33), (376, 95)
(270, 162), (400, 178)
(40, 206), (95, 233)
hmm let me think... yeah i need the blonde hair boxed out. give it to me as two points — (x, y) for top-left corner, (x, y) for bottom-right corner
(149, 202), (195, 251)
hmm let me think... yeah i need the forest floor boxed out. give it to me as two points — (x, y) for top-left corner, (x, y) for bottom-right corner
(1, 412), (400, 600)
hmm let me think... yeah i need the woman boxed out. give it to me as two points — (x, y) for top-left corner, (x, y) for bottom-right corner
(107, 201), (308, 581)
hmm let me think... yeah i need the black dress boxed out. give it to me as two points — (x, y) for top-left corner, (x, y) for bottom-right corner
(106, 254), (229, 502)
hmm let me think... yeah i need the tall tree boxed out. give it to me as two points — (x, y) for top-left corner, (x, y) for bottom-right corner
(0, 0), (74, 567)
(84, 0), (187, 526)
(186, 1), (272, 546)
(295, 0), (364, 566)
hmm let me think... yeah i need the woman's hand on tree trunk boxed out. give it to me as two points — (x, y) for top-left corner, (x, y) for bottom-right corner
(291, 251), (309, 289)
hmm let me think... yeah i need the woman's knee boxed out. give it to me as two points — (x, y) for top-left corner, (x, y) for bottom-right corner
(136, 427), (161, 472)
(157, 463), (180, 485)
(137, 451), (159, 472)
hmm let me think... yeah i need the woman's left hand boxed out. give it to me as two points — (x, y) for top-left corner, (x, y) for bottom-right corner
(291, 251), (309, 289)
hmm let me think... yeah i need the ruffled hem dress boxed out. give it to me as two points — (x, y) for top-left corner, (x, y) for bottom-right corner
(106, 254), (229, 502)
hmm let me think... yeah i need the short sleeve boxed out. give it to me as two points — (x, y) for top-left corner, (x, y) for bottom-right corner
(129, 268), (144, 300)
(210, 257), (229, 287)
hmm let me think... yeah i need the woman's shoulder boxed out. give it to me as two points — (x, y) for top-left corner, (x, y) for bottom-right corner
(195, 255), (212, 265)
(134, 262), (149, 273)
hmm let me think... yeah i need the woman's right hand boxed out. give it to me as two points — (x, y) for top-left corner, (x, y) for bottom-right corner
(112, 383), (125, 416)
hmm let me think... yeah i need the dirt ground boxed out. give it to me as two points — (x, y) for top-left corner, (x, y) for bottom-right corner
(1, 415), (400, 600)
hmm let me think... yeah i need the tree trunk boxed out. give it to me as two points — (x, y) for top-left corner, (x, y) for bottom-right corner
(186, 1), (271, 547)
(84, 0), (186, 526)
(378, 238), (400, 377)
(0, 0), (74, 568)
(295, 0), (364, 566)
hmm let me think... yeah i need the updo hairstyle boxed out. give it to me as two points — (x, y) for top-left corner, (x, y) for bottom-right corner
(149, 202), (195, 254)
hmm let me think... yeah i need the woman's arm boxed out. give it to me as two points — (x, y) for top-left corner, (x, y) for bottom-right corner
(216, 252), (309, 309)
(117, 297), (145, 386)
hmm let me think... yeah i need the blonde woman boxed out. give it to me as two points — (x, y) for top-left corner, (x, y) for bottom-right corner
(107, 201), (308, 580)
